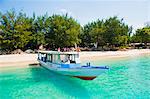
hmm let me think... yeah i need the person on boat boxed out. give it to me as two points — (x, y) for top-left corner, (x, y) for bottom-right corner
(76, 47), (81, 52)
(61, 55), (70, 64)
(63, 47), (66, 52)
(58, 47), (60, 52)
(65, 59), (70, 64)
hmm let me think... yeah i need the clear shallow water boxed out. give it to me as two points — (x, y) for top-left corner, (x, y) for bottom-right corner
(0, 55), (150, 99)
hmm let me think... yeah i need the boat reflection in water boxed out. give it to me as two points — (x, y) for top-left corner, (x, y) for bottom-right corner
(38, 51), (109, 80)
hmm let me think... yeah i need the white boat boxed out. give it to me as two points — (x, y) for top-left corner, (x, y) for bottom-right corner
(38, 51), (109, 80)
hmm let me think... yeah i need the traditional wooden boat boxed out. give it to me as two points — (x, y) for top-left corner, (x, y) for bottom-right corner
(38, 51), (109, 80)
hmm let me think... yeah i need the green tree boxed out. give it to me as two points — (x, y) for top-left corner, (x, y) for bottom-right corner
(13, 12), (32, 49)
(28, 14), (47, 49)
(46, 14), (81, 48)
(0, 10), (32, 51)
(82, 20), (106, 48)
(81, 16), (131, 49)
(0, 10), (16, 51)
(132, 26), (150, 46)
(80, 23), (92, 47)
(104, 16), (130, 47)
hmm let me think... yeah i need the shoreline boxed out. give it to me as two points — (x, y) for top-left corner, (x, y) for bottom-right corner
(0, 49), (150, 67)
(80, 49), (150, 61)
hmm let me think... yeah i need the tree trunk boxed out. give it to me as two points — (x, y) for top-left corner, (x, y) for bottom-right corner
(94, 42), (98, 48)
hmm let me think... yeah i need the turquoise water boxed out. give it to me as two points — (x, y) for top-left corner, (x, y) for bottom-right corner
(0, 55), (150, 99)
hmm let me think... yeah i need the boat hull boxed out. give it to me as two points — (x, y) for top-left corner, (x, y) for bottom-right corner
(72, 76), (96, 80)
(39, 61), (108, 80)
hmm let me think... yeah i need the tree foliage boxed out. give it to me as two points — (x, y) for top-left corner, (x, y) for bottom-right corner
(81, 16), (131, 48)
(0, 10), (81, 52)
(0, 10), (149, 53)
(131, 26), (150, 44)
(104, 16), (131, 46)
(0, 10), (32, 51)
(47, 14), (81, 48)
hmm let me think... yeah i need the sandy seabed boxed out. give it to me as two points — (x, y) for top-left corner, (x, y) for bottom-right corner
(0, 49), (150, 67)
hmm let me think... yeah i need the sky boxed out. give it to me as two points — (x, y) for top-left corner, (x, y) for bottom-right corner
(0, 0), (149, 32)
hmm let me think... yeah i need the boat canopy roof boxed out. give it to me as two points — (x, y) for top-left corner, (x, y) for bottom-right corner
(38, 50), (79, 55)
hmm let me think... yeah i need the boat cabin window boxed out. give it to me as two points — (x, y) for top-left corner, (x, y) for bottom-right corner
(46, 54), (52, 62)
(38, 53), (47, 62)
(53, 54), (61, 63)
(61, 54), (79, 64)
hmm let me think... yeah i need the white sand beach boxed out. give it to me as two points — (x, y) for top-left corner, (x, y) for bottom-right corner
(80, 49), (150, 61)
(0, 49), (150, 67)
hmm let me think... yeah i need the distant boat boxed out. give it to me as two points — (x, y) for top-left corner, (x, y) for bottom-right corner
(38, 51), (109, 80)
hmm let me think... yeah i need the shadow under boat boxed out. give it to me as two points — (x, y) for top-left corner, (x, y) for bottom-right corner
(29, 66), (91, 98)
